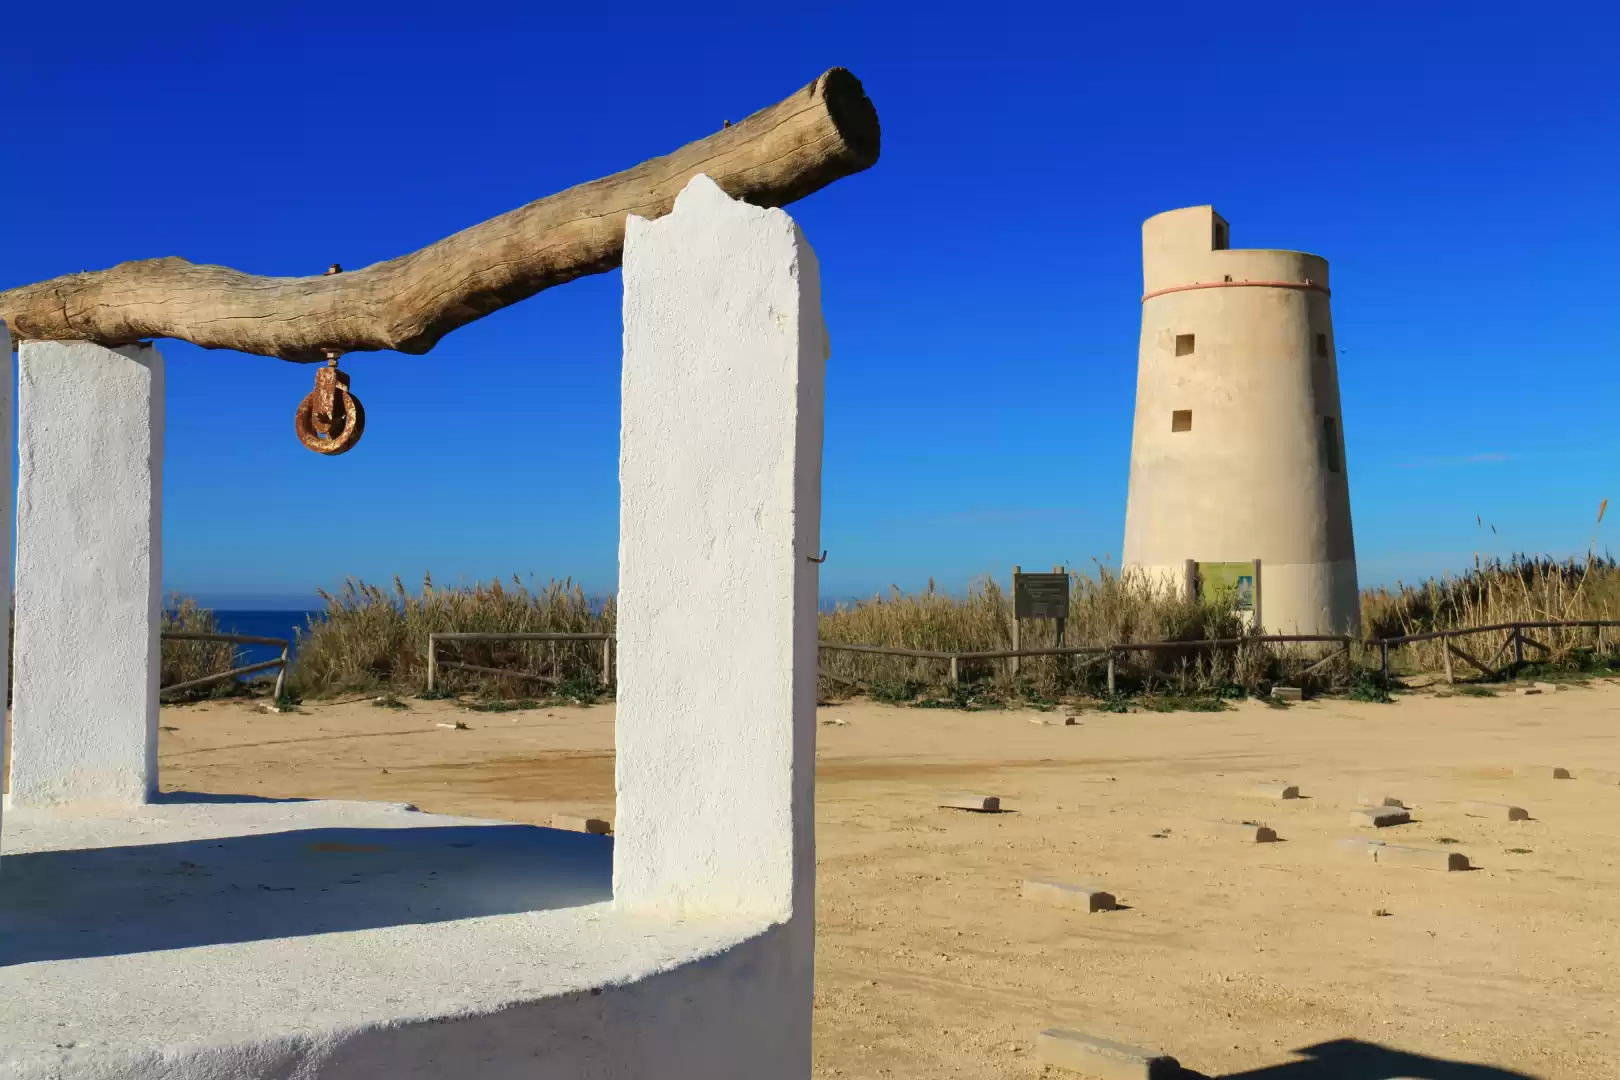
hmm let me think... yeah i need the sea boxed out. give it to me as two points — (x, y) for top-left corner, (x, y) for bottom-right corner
(206, 610), (324, 667)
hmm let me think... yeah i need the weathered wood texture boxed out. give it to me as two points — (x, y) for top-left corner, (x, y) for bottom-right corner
(0, 69), (879, 362)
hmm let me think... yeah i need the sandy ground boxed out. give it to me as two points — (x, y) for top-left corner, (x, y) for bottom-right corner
(155, 685), (1620, 1079)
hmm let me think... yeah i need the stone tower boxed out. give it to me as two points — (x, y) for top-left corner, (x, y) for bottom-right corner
(1121, 205), (1359, 635)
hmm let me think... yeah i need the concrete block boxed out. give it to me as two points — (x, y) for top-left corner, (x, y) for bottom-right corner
(1357, 794), (1406, 808)
(1464, 801), (1528, 821)
(1246, 782), (1300, 800)
(1022, 879), (1117, 912)
(1202, 820), (1278, 843)
(1337, 837), (1383, 857)
(1514, 686), (1542, 696)
(1516, 765), (1571, 779)
(1035, 1028), (1180, 1079)
(940, 793), (1001, 812)
(1532, 681), (1565, 693)
(1586, 769), (1620, 785)
(9, 341), (163, 809)
(1349, 807), (1411, 828)
(1372, 843), (1471, 871)
(552, 815), (613, 835)
(1271, 686), (1303, 702)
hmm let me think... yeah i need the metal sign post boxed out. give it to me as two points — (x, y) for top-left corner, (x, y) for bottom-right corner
(1011, 566), (1070, 677)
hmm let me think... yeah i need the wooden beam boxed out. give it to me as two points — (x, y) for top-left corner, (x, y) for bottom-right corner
(0, 68), (880, 363)
(1447, 642), (1497, 678)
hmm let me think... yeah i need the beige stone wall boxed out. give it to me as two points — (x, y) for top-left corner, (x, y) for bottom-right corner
(1122, 206), (1360, 636)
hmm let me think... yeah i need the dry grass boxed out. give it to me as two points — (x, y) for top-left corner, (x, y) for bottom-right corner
(817, 566), (1332, 704)
(1364, 554), (1620, 676)
(229, 552), (1620, 704)
(160, 597), (241, 698)
(288, 574), (614, 701)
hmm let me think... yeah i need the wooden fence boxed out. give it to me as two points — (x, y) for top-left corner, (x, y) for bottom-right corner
(425, 631), (613, 694)
(159, 631), (290, 699)
(399, 619), (1620, 697)
(821, 619), (1620, 692)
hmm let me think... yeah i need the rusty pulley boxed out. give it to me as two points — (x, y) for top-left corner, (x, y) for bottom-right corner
(295, 349), (365, 455)
(294, 261), (364, 456)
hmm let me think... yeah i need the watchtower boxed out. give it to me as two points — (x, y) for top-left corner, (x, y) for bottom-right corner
(1121, 206), (1359, 636)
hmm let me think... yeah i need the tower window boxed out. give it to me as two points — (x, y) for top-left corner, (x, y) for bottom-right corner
(1315, 333), (1329, 358)
(1213, 221), (1229, 250)
(1175, 334), (1195, 356)
(1321, 416), (1341, 473)
(1172, 410), (1193, 433)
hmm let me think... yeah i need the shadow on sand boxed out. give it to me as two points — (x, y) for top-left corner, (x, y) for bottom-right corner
(1201, 1038), (1543, 1079)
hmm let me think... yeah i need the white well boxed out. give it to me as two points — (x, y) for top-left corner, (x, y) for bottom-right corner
(0, 173), (825, 1079)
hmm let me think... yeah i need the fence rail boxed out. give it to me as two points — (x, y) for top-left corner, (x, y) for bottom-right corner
(819, 621), (1620, 692)
(405, 619), (1620, 696)
(425, 631), (613, 694)
(159, 631), (290, 699)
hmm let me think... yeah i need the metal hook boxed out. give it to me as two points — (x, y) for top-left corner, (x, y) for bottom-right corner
(808, 551), (828, 564)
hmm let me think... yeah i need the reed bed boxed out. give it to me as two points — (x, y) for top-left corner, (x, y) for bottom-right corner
(205, 553), (1620, 705)
(1364, 554), (1620, 675)
(287, 574), (614, 700)
(160, 597), (241, 698)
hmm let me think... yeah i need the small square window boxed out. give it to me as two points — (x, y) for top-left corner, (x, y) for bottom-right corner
(1321, 416), (1341, 473)
(1175, 334), (1195, 356)
(1315, 333), (1329, 358)
(1172, 410), (1193, 433)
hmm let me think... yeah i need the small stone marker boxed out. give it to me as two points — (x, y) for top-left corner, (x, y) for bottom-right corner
(1022, 879), (1117, 912)
(940, 793), (1000, 812)
(1357, 794), (1406, 808)
(1035, 1029), (1180, 1079)
(1373, 843), (1471, 872)
(1350, 806), (1411, 828)
(1516, 765), (1571, 779)
(1338, 837), (1470, 871)
(1271, 686), (1303, 702)
(551, 815), (612, 835)
(1532, 681), (1565, 693)
(1514, 686), (1542, 696)
(1246, 782), (1300, 800)
(1464, 800), (1529, 821)
(1202, 820), (1278, 843)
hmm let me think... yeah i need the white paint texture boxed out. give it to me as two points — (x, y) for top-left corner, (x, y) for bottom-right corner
(1123, 206), (1360, 636)
(0, 323), (12, 851)
(9, 342), (164, 808)
(615, 172), (825, 922)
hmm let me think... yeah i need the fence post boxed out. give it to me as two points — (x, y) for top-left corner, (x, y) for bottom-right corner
(1441, 632), (1454, 685)
(949, 656), (959, 685)
(273, 643), (289, 701)
(1106, 649), (1116, 697)
(601, 636), (613, 687)
(1513, 628), (1524, 671)
(1379, 640), (1390, 687)
(426, 633), (438, 693)
(1009, 565), (1021, 680)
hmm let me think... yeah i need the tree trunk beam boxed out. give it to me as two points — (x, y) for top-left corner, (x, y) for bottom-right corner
(0, 68), (879, 362)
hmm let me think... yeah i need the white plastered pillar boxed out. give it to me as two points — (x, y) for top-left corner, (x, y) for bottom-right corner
(0, 324), (12, 846)
(8, 341), (164, 808)
(614, 172), (825, 929)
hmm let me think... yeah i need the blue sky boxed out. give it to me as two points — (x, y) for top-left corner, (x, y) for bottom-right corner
(2, 3), (1615, 607)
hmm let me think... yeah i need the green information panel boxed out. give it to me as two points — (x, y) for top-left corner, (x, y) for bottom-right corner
(1198, 561), (1255, 612)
